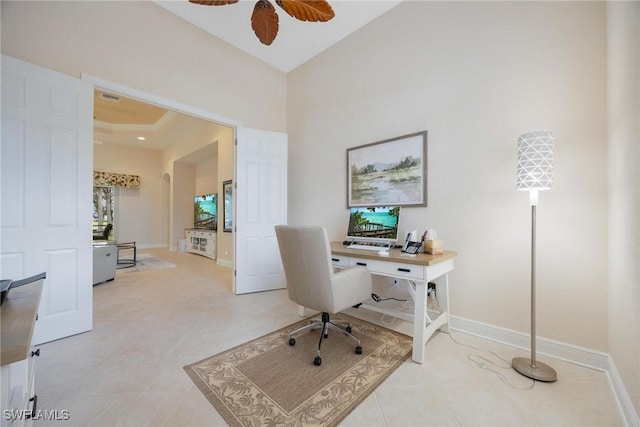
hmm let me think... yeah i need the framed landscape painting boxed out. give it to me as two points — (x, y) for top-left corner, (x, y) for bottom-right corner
(347, 131), (427, 207)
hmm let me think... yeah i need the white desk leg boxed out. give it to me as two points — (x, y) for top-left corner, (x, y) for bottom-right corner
(439, 273), (450, 334)
(412, 281), (427, 364)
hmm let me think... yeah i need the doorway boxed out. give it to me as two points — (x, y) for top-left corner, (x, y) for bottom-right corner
(91, 80), (236, 265)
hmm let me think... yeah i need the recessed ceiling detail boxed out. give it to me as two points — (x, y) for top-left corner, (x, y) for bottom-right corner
(94, 90), (168, 125)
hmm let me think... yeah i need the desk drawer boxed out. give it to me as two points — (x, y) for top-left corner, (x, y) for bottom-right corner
(330, 255), (350, 268)
(349, 258), (425, 281)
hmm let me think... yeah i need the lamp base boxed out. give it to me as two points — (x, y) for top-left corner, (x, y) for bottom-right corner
(512, 357), (557, 382)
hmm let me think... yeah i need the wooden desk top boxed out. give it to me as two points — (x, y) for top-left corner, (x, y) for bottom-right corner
(1, 281), (43, 366)
(330, 242), (457, 266)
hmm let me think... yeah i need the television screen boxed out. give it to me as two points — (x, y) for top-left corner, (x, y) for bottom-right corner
(347, 206), (400, 242)
(194, 193), (217, 230)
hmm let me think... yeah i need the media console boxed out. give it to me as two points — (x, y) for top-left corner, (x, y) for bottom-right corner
(185, 229), (216, 259)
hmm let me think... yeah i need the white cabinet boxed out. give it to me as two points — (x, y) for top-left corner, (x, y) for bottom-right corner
(92, 244), (117, 285)
(1, 280), (43, 427)
(185, 229), (216, 259)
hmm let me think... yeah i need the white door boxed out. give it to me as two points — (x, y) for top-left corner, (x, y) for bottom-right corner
(234, 127), (287, 294)
(1, 55), (93, 344)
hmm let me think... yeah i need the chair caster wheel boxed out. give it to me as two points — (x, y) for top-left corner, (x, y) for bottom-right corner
(355, 346), (363, 355)
(314, 356), (322, 366)
(324, 334), (329, 339)
(289, 338), (296, 346)
(346, 326), (352, 333)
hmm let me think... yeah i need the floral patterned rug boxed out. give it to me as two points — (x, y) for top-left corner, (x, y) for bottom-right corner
(184, 313), (412, 426)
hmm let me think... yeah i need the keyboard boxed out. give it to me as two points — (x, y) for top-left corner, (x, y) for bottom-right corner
(348, 244), (388, 251)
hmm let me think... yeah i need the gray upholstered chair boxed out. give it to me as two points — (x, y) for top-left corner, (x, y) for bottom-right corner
(275, 225), (372, 366)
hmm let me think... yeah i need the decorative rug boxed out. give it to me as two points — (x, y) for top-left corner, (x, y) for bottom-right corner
(116, 253), (176, 274)
(184, 313), (412, 427)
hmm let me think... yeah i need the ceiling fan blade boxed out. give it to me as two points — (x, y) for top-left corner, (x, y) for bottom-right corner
(275, 0), (334, 22)
(251, 0), (279, 46)
(188, 0), (239, 5)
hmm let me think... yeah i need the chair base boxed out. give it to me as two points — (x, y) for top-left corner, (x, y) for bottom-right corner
(288, 312), (363, 366)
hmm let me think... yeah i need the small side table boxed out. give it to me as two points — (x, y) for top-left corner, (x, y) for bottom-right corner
(115, 242), (137, 268)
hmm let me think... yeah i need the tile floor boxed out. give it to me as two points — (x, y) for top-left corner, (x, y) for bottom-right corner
(33, 249), (623, 426)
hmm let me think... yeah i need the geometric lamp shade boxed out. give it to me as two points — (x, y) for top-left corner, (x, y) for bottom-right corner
(516, 130), (555, 191)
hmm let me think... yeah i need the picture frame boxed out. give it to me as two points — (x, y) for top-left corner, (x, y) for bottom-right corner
(223, 180), (233, 232)
(347, 131), (427, 207)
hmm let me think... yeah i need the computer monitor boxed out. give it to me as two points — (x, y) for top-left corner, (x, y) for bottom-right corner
(347, 206), (401, 244)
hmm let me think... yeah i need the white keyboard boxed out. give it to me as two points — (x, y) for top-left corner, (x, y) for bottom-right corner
(348, 244), (388, 251)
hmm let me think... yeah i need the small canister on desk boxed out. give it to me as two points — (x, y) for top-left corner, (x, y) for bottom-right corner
(423, 229), (444, 255)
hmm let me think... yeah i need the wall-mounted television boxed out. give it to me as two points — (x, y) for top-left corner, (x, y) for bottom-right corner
(194, 193), (217, 230)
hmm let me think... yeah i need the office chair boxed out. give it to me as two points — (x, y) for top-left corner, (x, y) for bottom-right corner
(93, 223), (113, 241)
(275, 225), (372, 366)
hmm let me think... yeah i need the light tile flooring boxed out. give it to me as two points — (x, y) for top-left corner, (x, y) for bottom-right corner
(33, 249), (623, 426)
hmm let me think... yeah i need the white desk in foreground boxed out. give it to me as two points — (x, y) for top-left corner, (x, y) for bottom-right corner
(330, 242), (457, 364)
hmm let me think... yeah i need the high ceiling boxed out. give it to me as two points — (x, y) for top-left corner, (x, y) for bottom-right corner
(151, 0), (403, 73)
(95, 1), (404, 150)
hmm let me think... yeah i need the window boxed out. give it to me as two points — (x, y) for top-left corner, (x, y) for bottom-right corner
(93, 186), (117, 240)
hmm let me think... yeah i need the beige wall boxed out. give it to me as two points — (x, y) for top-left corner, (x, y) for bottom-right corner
(0, 0), (286, 131)
(607, 1), (640, 416)
(288, 1), (608, 351)
(94, 144), (165, 248)
(172, 162), (196, 249)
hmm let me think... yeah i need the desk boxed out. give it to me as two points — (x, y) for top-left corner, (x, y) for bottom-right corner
(329, 242), (457, 364)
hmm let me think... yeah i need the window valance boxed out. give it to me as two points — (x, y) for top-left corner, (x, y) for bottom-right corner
(93, 171), (140, 189)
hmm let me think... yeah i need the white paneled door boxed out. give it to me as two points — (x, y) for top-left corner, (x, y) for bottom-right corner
(1, 55), (93, 344)
(234, 127), (287, 294)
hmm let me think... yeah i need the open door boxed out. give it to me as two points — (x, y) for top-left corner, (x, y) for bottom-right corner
(1, 55), (93, 344)
(234, 127), (287, 294)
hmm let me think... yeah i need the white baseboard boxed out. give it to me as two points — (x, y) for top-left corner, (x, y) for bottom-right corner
(217, 258), (232, 268)
(449, 315), (609, 370)
(137, 243), (169, 250)
(449, 315), (639, 426)
(607, 357), (640, 427)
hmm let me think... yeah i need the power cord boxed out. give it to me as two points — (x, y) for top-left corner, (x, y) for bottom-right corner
(448, 332), (535, 390)
(371, 293), (407, 302)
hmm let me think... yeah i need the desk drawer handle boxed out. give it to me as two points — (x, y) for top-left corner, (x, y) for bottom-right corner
(398, 268), (411, 273)
(331, 258), (340, 262)
(356, 262), (367, 266)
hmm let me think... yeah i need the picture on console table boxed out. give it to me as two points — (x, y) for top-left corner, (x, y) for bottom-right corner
(347, 131), (427, 207)
(223, 180), (233, 232)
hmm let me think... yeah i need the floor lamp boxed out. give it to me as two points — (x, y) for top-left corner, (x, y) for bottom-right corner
(512, 130), (557, 382)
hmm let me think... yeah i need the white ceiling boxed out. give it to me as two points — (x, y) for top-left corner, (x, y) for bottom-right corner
(151, 0), (404, 73)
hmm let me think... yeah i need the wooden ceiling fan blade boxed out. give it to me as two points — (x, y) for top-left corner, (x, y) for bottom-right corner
(275, 0), (334, 22)
(188, 0), (239, 5)
(251, 0), (279, 45)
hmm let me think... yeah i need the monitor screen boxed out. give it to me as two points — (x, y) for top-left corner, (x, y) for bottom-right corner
(347, 206), (400, 242)
(194, 193), (217, 230)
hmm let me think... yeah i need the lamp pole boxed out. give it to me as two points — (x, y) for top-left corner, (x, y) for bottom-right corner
(512, 132), (557, 382)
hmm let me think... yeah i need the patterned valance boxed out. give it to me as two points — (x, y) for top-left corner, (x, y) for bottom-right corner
(94, 171), (140, 189)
